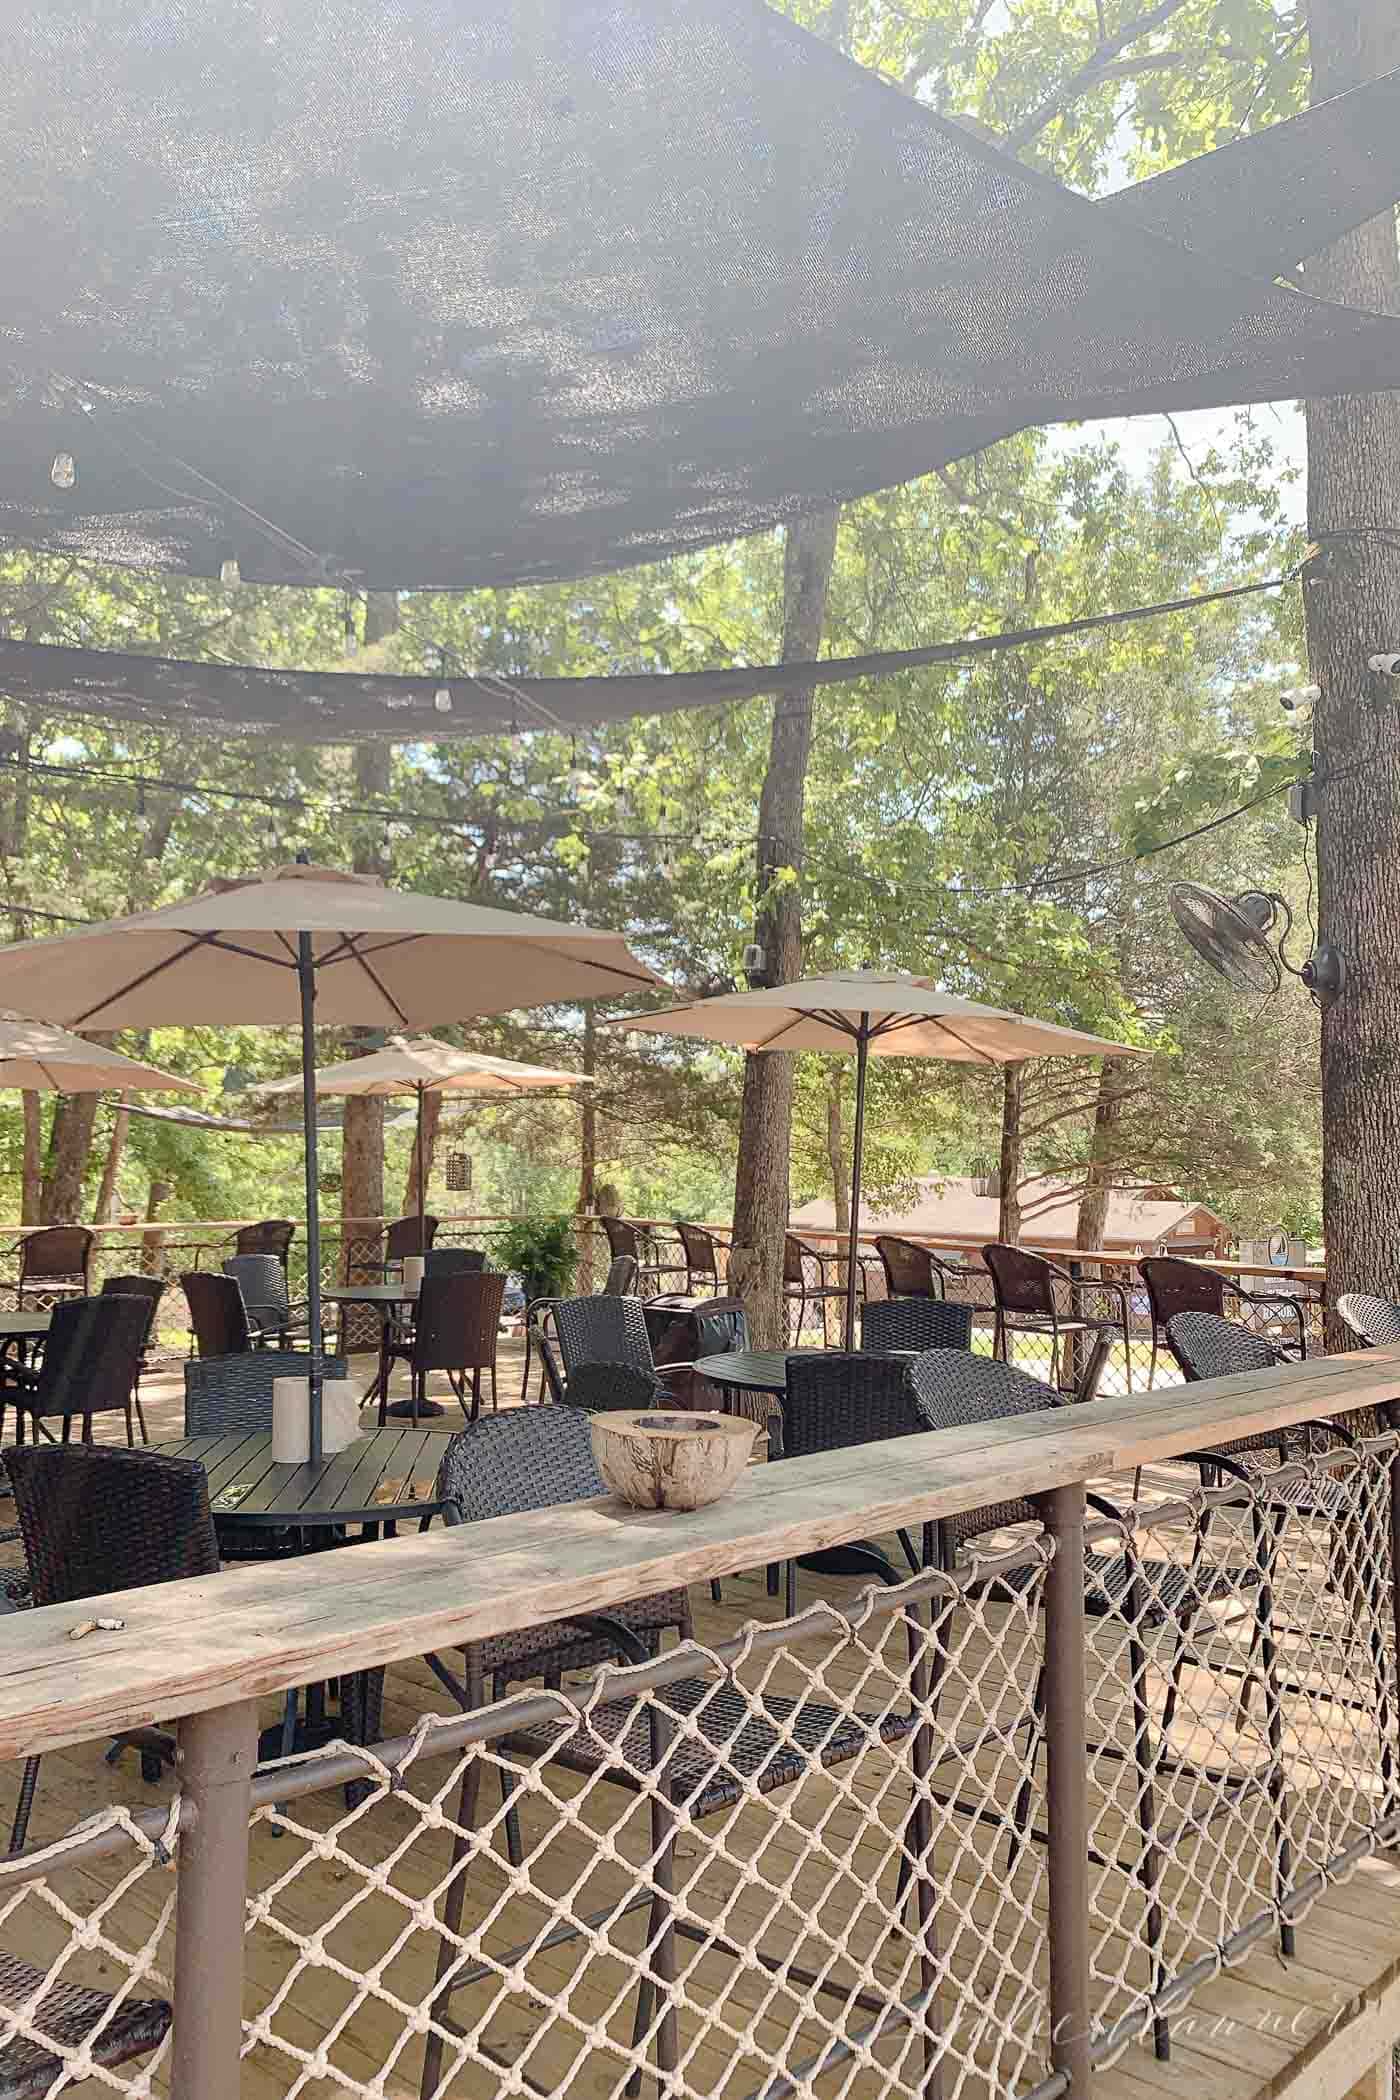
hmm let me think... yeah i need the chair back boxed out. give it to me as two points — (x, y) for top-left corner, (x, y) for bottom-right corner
(600, 1215), (642, 1262)
(222, 1253), (289, 1330)
(184, 1348), (348, 1435)
(860, 1298), (972, 1354)
(875, 1235), (939, 1300)
(674, 1220), (719, 1281)
(425, 1247), (487, 1277)
(435, 1407), (605, 1523)
(1139, 1255), (1223, 1329)
(412, 1271), (507, 1373)
(783, 1235), (817, 1287)
(18, 1225), (93, 1291)
(562, 1361), (661, 1415)
(552, 1292), (654, 1377)
(384, 1214), (439, 1259)
(601, 1254), (639, 1296)
(100, 1272), (164, 1348)
(1336, 1293), (1400, 1349)
(905, 1348), (1059, 1548)
(6, 1444), (220, 1607)
(1165, 1310), (1278, 1382)
(782, 1352), (921, 1460)
(181, 1271), (253, 1357)
(28, 1295), (150, 1423)
(233, 1218), (295, 1269)
(983, 1242), (1061, 1317)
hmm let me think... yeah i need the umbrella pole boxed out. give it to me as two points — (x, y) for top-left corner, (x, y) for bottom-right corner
(416, 1083), (426, 1254)
(844, 1018), (870, 1351)
(298, 932), (324, 1465)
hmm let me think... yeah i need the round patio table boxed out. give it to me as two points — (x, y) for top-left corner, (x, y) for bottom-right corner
(323, 1282), (446, 1418)
(692, 1347), (837, 1399)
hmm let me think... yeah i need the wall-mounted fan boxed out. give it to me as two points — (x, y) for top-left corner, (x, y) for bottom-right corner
(1168, 882), (1345, 1006)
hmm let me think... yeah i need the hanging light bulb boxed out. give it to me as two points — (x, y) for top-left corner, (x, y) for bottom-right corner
(433, 685), (453, 714)
(218, 552), (241, 587)
(49, 452), (76, 490)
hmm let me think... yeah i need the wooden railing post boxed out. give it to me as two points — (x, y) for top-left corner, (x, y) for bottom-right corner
(172, 1700), (258, 2100)
(1040, 1481), (1092, 2098)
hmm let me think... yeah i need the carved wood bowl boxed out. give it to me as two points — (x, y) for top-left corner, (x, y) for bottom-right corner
(590, 1409), (758, 1512)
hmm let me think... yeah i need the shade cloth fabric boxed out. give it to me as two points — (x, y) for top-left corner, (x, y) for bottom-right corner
(2, 0), (1400, 588)
(0, 1015), (197, 1093)
(617, 971), (1144, 1062)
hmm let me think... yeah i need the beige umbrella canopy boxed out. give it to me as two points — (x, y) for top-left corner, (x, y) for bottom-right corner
(252, 1036), (593, 1270)
(617, 971), (1145, 1344)
(0, 1014), (199, 1094)
(0, 864), (664, 1455)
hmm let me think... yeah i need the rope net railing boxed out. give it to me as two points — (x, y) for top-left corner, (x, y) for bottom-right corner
(0, 1440), (1396, 2096)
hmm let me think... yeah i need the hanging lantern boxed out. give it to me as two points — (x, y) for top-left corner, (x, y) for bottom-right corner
(446, 1149), (473, 1192)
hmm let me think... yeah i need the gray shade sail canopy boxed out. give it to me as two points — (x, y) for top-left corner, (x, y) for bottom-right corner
(2, 0), (1400, 589)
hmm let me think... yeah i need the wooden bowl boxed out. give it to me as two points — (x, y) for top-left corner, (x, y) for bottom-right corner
(590, 1409), (758, 1512)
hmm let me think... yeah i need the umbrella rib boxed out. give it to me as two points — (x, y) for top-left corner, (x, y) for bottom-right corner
(71, 931), (233, 1026)
(919, 1017), (1004, 1065)
(514, 943), (661, 994)
(340, 935), (411, 1027)
(312, 934), (424, 967)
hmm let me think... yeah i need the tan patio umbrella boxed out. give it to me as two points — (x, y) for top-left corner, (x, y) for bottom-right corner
(614, 970), (1145, 1346)
(0, 863), (664, 1455)
(0, 1014), (199, 1094)
(252, 1036), (593, 1373)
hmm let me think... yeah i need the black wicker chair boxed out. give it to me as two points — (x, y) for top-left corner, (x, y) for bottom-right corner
(559, 1361), (661, 1414)
(520, 1259), (642, 1405)
(599, 1215), (679, 1296)
(181, 1271), (255, 1358)
(553, 1293), (656, 1380)
(4, 1445), (222, 1850)
(983, 1241), (1131, 1395)
(98, 1274), (164, 1442)
(418, 1414), (923, 2100)
(424, 1248), (487, 1278)
(184, 1350), (349, 1436)
(859, 1298), (973, 1354)
(0, 1950), (171, 2098)
(905, 1345), (1292, 2061)
(14, 1228), (93, 1309)
(1337, 1292), (1400, 1349)
(1163, 1310), (1354, 1510)
(377, 1272), (507, 1426)
(222, 1252), (312, 1346)
(778, 1352), (928, 1610)
(673, 1220), (724, 1294)
(873, 1235), (976, 1304)
(784, 1233), (860, 1342)
(1141, 1254), (1307, 1385)
(231, 1217), (296, 1269)
(385, 1214), (439, 1262)
(0, 1296), (152, 1449)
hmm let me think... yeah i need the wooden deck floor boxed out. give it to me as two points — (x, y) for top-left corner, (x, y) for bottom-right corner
(1, 1354), (1398, 2100)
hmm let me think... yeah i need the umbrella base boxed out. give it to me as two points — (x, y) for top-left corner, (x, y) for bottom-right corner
(382, 1397), (447, 1420)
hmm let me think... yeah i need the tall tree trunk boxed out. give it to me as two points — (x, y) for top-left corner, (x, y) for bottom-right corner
(729, 509), (839, 1346)
(402, 1091), (442, 1219)
(576, 1002), (599, 1288)
(340, 592), (395, 1306)
(824, 1070), (851, 1342)
(140, 1177), (171, 1275)
(93, 1094), (130, 1223)
(20, 1092), (42, 1224)
(42, 1093), (102, 1221)
(1302, 0), (1400, 1327)
(997, 1062), (1025, 1243)
(1076, 1057), (1130, 1255)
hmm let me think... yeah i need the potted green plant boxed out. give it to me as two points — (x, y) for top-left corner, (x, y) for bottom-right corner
(497, 1212), (580, 1306)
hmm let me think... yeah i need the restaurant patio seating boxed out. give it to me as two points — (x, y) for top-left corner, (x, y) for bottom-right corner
(418, 1414), (921, 2100)
(785, 1231), (862, 1342)
(13, 1228), (92, 1310)
(98, 1274), (164, 1442)
(222, 1252), (312, 1346)
(984, 1241), (1132, 1393)
(184, 1349), (349, 1438)
(0, 1950), (171, 2097)
(182, 1270), (258, 1358)
(778, 1352), (928, 1611)
(0, 1295), (151, 1449)
(599, 1215), (679, 1296)
(376, 1271), (507, 1426)
(874, 1233), (977, 1303)
(1336, 1293), (1400, 1351)
(4, 1444), (221, 1850)
(673, 1220), (725, 1294)
(1163, 1311), (1351, 1513)
(520, 1256), (640, 1405)
(384, 1215), (439, 1263)
(1140, 1253), (1307, 1384)
(859, 1297), (973, 1354)
(233, 1218), (295, 1269)
(424, 1248), (487, 1277)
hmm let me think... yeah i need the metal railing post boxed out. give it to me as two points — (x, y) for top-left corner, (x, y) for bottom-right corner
(1040, 1481), (1093, 2099)
(171, 1699), (259, 2100)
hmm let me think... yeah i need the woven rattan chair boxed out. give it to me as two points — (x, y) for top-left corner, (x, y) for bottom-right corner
(15, 1227), (92, 1309)
(5, 1444), (221, 1850)
(184, 1349), (349, 1436)
(1141, 1254), (1307, 1384)
(784, 1232), (859, 1342)
(222, 1252), (311, 1345)
(602, 1254), (638, 1295)
(906, 1345), (1291, 2060)
(778, 1352), (928, 1610)
(560, 1361), (661, 1414)
(182, 1271), (254, 1358)
(377, 1271), (507, 1426)
(232, 1217), (295, 1269)
(553, 1292), (655, 1380)
(983, 1241), (1131, 1395)
(859, 1297), (973, 1354)
(599, 1215), (677, 1295)
(873, 1235), (976, 1304)
(1337, 1293), (1400, 1349)
(0, 1950), (171, 2097)
(385, 1214), (440, 1262)
(0, 1295), (151, 1449)
(98, 1274), (163, 1442)
(1163, 1311), (1353, 1507)
(520, 1261), (642, 1406)
(424, 1248), (487, 1278)
(419, 1415), (921, 2100)
(673, 1220), (723, 1294)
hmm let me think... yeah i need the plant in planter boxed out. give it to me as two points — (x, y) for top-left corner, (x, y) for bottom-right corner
(496, 1213), (580, 1306)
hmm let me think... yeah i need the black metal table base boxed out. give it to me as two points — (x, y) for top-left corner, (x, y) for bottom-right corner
(382, 1397), (447, 1419)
